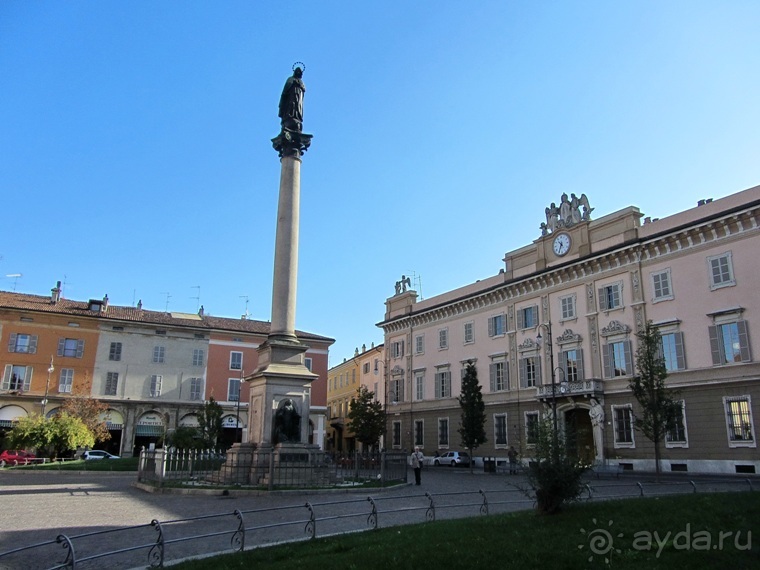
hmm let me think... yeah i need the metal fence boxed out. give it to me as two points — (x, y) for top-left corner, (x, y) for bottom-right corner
(0, 476), (754, 570)
(136, 448), (408, 490)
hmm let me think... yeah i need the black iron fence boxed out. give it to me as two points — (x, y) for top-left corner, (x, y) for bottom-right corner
(136, 448), (408, 490)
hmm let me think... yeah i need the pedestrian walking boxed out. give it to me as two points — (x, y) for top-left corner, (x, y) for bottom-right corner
(507, 446), (519, 475)
(410, 447), (425, 485)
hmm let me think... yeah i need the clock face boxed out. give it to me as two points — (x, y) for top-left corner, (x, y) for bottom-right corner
(553, 233), (571, 256)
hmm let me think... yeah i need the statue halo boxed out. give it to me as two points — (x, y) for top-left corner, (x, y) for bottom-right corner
(292, 61), (306, 73)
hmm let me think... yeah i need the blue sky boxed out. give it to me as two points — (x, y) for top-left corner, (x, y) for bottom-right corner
(2, 2), (759, 366)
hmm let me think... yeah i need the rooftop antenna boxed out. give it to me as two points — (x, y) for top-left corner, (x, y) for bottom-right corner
(240, 295), (250, 320)
(190, 285), (201, 311)
(62, 275), (69, 298)
(161, 292), (172, 312)
(406, 270), (423, 300)
(6, 273), (22, 291)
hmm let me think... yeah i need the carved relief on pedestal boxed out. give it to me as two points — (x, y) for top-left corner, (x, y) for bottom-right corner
(589, 315), (598, 352)
(586, 283), (596, 313)
(631, 270), (641, 302)
(542, 295), (549, 322)
(633, 306), (645, 332)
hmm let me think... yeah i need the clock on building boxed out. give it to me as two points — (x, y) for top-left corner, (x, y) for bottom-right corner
(552, 233), (571, 256)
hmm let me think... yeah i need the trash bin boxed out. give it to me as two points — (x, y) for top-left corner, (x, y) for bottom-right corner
(483, 457), (496, 473)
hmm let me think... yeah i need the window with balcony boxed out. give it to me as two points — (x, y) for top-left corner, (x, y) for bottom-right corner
(519, 356), (540, 388)
(603, 340), (633, 377)
(560, 348), (584, 382)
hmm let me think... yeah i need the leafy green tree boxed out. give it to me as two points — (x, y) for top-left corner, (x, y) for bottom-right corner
(197, 397), (223, 448)
(7, 413), (95, 459)
(347, 386), (386, 451)
(526, 417), (588, 514)
(166, 426), (202, 449)
(60, 390), (111, 444)
(629, 320), (682, 478)
(457, 361), (487, 473)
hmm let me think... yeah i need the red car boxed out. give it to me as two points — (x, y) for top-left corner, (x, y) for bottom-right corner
(0, 450), (37, 465)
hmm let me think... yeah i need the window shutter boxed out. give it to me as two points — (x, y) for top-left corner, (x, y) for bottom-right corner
(29, 335), (38, 354)
(504, 362), (510, 390)
(435, 373), (442, 398)
(489, 364), (497, 392)
(535, 356), (542, 386)
(401, 340), (405, 357)
(598, 287), (607, 311)
(488, 317), (494, 337)
(8, 333), (17, 352)
(623, 341), (633, 375)
(708, 325), (722, 365)
(737, 320), (752, 362)
(57, 338), (65, 357)
(674, 332), (686, 370)
(602, 344), (612, 378)
(559, 350), (568, 381)
(23, 366), (33, 391)
(576, 349), (585, 381)
(517, 309), (525, 330)
(519, 359), (527, 388)
(2, 365), (12, 390)
(76, 339), (85, 358)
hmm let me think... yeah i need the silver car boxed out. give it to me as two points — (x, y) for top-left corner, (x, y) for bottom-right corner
(82, 450), (120, 460)
(432, 451), (471, 467)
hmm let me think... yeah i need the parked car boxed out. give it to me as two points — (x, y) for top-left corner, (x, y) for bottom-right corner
(432, 451), (471, 467)
(82, 450), (120, 460)
(0, 450), (36, 465)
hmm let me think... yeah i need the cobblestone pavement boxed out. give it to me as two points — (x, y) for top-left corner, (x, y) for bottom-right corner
(0, 468), (753, 570)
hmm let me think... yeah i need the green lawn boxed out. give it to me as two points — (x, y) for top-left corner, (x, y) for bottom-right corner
(172, 492), (759, 570)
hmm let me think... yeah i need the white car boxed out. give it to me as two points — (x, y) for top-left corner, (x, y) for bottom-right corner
(431, 451), (471, 467)
(82, 450), (120, 460)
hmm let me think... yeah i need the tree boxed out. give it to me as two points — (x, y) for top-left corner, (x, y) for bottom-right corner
(347, 386), (386, 451)
(629, 321), (682, 478)
(166, 426), (202, 450)
(7, 413), (95, 459)
(60, 390), (111, 444)
(197, 397), (223, 448)
(457, 361), (487, 473)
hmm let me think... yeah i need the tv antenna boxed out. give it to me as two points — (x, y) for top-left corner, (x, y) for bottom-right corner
(6, 273), (22, 291)
(190, 286), (201, 311)
(406, 271), (423, 300)
(161, 292), (172, 312)
(240, 295), (250, 319)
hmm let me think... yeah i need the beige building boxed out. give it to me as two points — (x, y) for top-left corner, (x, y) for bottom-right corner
(379, 185), (760, 474)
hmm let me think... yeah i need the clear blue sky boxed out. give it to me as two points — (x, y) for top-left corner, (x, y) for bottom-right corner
(2, 2), (759, 366)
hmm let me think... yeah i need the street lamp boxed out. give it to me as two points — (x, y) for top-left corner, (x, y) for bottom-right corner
(40, 357), (54, 417)
(536, 323), (559, 460)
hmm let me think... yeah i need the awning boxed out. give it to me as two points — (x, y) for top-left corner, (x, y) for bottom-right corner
(0, 420), (14, 428)
(106, 423), (123, 430)
(135, 425), (165, 437)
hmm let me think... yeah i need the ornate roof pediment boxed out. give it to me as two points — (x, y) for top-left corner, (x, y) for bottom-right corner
(600, 320), (631, 338)
(556, 328), (582, 345)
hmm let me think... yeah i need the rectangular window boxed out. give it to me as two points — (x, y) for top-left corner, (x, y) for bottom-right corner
(305, 357), (312, 371)
(561, 349), (584, 383)
(58, 368), (74, 393)
(494, 414), (507, 447)
(560, 296), (576, 320)
(438, 418), (449, 447)
(517, 305), (538, 330)
(152, 346), (165, 363)
(192, 349), (204, 366)
(391, 340), (404, 358)
(392, 421), (402, 448)
(464, 322), (474, 344)
(189, 377), (203, 401)
(7, 333), (38, 354)
(525, 412), (539, 446)
(438, 328), (448, 350)
(489, 361), (507, 392)
(109, 342), (122, 362)
(2, 365), (32, 391)
(228, 378), (241, 402)
(660, 332), (686, 371)
(709, 321), (752, 364)
(651, 269), (673, 301)
(105, 372), (118, 396)
(613, 405), (635, 446)
(390, 378), (405, 403)
(415, 371), (424, 400)
(363, 362), (370, 374)
(708, 252), (735, 290)
(150, 375), (162, 397)
(230, 351), (243, 370)
(519, 356), (541, 388)
(603, 341), (633, 378)
(599, 283), (622, 311)
(434, 370), (451, 399)
(414, 420), (424, 447)
(488, 314), (505, 337)
(724, 396), (755, 447)
(415, 334), (424, 355)
(666, 400), (688, 447)
(58, 338), (85, 358)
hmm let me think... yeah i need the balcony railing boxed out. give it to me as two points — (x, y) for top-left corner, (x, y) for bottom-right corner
(536, 379), (603, 399)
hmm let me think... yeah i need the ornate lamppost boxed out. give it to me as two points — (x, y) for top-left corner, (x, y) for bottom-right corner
(40, 357), (54, 417)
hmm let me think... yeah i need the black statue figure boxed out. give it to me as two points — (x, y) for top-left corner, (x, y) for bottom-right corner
(278, 66), (305, 132)
(273, 399), (301, 444)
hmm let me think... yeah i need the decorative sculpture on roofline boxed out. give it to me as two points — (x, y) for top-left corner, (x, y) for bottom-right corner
(272, 62), (312, 158)
(540, 193), (594, 235)
(395, 275), (412, 295)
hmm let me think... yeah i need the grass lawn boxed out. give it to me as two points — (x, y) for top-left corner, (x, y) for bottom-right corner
(13, 457), (140, 471)
(172, 492), (759, 569)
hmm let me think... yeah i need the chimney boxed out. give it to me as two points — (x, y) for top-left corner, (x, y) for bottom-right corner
(51, 281), (62, 304)
(362, 343), (366, 353)
(103, 294), (109, 312)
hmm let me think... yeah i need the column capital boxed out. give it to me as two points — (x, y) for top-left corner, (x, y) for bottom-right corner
(272, 130), (313, 158)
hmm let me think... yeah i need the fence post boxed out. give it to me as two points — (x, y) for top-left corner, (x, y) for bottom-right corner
(304, 502), (316, 539)
(55, 534), (75, 569)
(232, 510), (246, 551)
(149, 519), (165, 568)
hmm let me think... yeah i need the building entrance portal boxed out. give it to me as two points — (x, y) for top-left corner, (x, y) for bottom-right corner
(564, 407), (595, 465)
